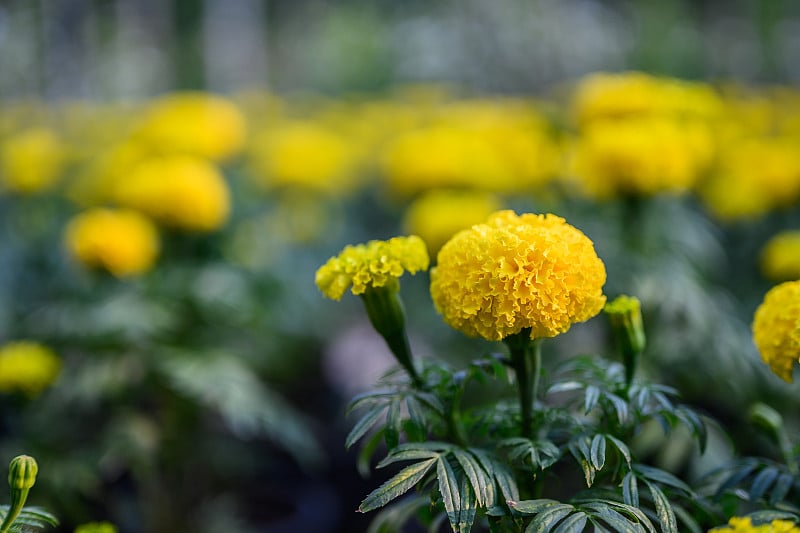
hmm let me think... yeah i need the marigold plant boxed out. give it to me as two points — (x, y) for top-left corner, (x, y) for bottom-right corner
(752, 280), (800, 382)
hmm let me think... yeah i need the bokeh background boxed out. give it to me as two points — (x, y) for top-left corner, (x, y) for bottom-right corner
(1, 1), (800, 532)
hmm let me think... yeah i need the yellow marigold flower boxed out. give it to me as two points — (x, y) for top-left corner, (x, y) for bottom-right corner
(0, 128), (65, 194)
(65, 208), (160, 278)
(114, 155), (230, 231)
(760, 231), (800, 282)
(248, 121), (362, 196)
(0, 341), (61, 396)
(403, 190), (503, 256)
(135, 92), (246, 162)
(430, 210), (607, 341)
(752, 280), (800, 382)
(315, 236), (429, 301)
(568, 116), (714, 199)
(710, 516), (800, 532)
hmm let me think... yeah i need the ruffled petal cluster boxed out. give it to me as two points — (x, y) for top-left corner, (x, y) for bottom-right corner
(315, 236), (429, 300)
(430, 210), (607, 341)
(752, 280), (800, 382)
(710, 516), (800, 533)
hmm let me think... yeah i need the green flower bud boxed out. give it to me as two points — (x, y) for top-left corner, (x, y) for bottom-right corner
(7, 455), (37, 491)
(749, 403), (784, 437)
(604, 295), (646, 390)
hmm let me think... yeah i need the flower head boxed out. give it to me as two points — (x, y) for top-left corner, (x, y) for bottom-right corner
(0, 341), (61, 396)
(710, 516), (800, 532)
(0, 128), (65, 194)
(760, 230), (800, 282)
(430, 210), (607, 341)
(752, 280), (800, 382)
(315, 236), (429, 301)
(65, 208), (160, 278)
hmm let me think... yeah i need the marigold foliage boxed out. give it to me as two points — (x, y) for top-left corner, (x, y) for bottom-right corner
(65, 208), (160, 278)
(760, 231), (800, 282)
(315, 236), (429, 300)
(430, 210), (607, 341)
(113, 155), (231, 232)
(0, 341), (61, 396)
(710, 516), (800, 533)
(752, 280), (800, 382)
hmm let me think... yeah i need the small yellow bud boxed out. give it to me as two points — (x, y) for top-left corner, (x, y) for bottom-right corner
(604, 295), (646, 388)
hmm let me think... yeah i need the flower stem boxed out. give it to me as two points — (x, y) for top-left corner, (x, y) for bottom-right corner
(505, 330), (541, 439)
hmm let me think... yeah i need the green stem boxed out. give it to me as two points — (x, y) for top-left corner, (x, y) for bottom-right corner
(505, 330), (542, 439)
(0, 488), (29, 533)
(779, 430), (798, 475)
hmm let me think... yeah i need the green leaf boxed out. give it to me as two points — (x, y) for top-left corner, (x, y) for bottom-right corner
(453, 449), (495, 508)
(605, 393), (628, 425)
(385, 397), (402, 449)
(366, 495), (429, 533)
(585, 386), (600, 413)
(347, 390), (396, 415)
(472, 448), (520, 503)
(770, 472), (795, 505)
(509, 499), (564, 515)
(644, 480), (678, 533)
(591, 500), (656, 533)
(634, 464), (693, 497)
(358, 429), (387, 477)
(377, 448), (441, 468)
(590, 434), (606, 471)
(715, 460), (760, 498)
(359, 457), (438, 513)
(750, 466), (780, 500)
(525, 503), (575, 533)
(547, 381), (584, 394)
(554, 511), (588, 533)
(672, 503), (703, 533)
(622, 471), (639, 507)
(746, 510), (800, 524)
(605, 435), (632, 469)
(347, 405), (388, 449)
(437, 455), (476, 533)
(405, 397), (427, 441)
(582, 504), (640, 533)
(569, 437), (596, 487)
(415, 392), (446, 416)
(674, 406), (707, 453)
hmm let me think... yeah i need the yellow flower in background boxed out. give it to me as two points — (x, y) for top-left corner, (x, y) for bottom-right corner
(0, 341), (61, 396)
(403, 189), (502, 255)
(698, 136), (800, 221)
(0, 128), (65, 194)
(67, 139), (151, 206)
(248, 121), (361, 195)
(74, 522), (118, 533)
(752, 280), (800, 382)
(710, 516), (800, 532)
(571, 71), (721, 125)
(568, 116), (714, 199)
(65, 208), (160, 278)
(760, 231), (800, 282)
(114, 155), (230, 231)
(316, 236), (429, 301)
(430, 210), (607, 341)
(135, 92), (246, 162)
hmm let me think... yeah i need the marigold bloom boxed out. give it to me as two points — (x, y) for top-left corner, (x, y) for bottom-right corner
(65, 208), (160, 278)
(315, 236), (429, 301)
(0, 341), (61, 396)
(0, 128), (65, 194)
(114, 155), (230, 231)
(135, 92), (246, 161)
(403, 190), (503, 255)
(710, 516), (800, 532)
(752, 280), (800, 382)
(760, 231), (800, 282)
(430, 210), (607, 341)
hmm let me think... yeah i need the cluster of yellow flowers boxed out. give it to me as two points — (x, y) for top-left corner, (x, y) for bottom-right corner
(430, 210), (607, 341)
(711, 516), (800, 533)
(752, 280), (800, 382)
(0, 341), (61, 397)
(315, 235), (429, 300)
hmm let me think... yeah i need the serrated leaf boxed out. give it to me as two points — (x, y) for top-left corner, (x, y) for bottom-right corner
(554, 511), (588, 533)
(347, 390), (395, 415)
(634, 464), (693, 497)
(644, 480), (678, 533)
(415, 392), (445, 415)
(770, 472), (795, 505)
(605, 435), (632, 469)
(471, 448), (519, 502)
(453, 449), (494, 508)
(590, 434), (607, 471)
(347, 405), (388, 449)
(585, 386), (600, 413)
(583, 504), (640, 533)
(385, 397), (402, 449)
(366, 495), (428, 533)
(437, 455), (476, 533)
(358, 429), (387, 478)
(509, 499), (563, 515)
(359, 458), (438, 513)
(377, 448), (441, 468)
(603, 501), (656, 533)
(750, 466), (780, 500)
(405, 397), (427, 440)
(622, 471), (639, 507)
(525, 503), (575, 533)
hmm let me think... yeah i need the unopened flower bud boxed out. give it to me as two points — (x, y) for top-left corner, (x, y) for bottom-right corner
(748, 403), (784, 437)
(604, 295), (646, 389)
(7, 455), (37, 491)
